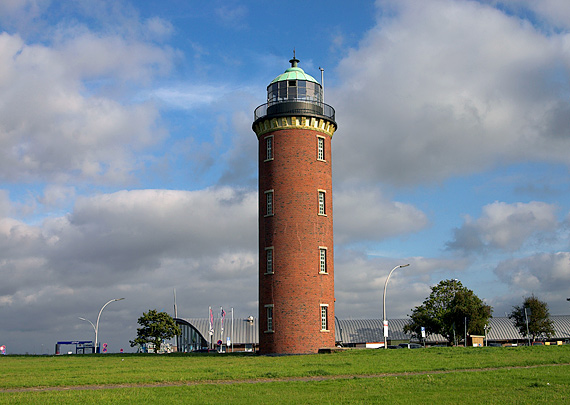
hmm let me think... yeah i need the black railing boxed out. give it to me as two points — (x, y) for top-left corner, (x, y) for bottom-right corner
(254, 100), (335, 123)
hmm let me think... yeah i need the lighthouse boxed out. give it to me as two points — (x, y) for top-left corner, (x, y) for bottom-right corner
(252, 55), (337, 354)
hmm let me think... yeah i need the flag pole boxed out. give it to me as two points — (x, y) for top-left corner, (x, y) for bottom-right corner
(220, 307), (227, 352)
(209, 306), (214, 350)
(173, 288), (178, 318)
(173, 289), (178, 352)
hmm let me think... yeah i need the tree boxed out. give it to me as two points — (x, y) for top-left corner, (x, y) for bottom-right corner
(509, 295), (555, 342)
(130, 309), (181, 353)
(404, 279), (493, 344)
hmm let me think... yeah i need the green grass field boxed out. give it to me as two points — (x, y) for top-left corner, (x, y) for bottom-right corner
(1, 346), (569, 403)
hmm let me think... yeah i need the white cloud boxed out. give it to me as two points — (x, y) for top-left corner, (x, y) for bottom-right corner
(448, 201), (559, 252)
(148, 84), (230, 110)
(144, 17), (174, 40)
(53, 188), (257, 276)
(0, 31), (172, 184)
(485, 0), (570, 30)
(0, 0), (47, 32)
(334, 186), (428, 244)
(215, 4), (248, 28)
(334, 253), (468, 319)
(0, 190), (11, 217)
(217, 109), (258, 187)
(37, 185), (76, 208)
(0, 186), (257, 293)
(331, 0), (570, 186)
(56, 34), (174, 82)
(494, 252), (570, 300)
(0, 186), (258, 351)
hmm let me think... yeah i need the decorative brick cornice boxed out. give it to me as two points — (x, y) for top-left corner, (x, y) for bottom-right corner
(253, 116), (336, 138)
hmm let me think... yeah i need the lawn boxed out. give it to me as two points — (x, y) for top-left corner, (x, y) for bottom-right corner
(1, 346), (569, 403)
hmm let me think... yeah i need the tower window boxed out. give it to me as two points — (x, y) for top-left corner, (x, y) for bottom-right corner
(266, 247), (274, 274)
(265, 136), (273, 161)
(319, 248), (327, 274)
(265, 190), (274, 216)
(266, 305), (274, 332)
(320, 305), (329, 331)
(318, 190), (326, 216)
(317, 136), (325, 161)
(288, 80), (296, 87)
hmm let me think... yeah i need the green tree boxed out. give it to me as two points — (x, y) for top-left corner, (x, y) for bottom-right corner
(130, 309), (181, 353)
(404, 279), (493, 344)
(509, 295), (555, 342)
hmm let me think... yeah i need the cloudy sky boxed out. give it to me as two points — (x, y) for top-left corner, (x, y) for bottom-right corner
(2, 0), (570, 354)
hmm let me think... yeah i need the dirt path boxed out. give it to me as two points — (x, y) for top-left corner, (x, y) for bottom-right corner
(2, 362), (568, 393)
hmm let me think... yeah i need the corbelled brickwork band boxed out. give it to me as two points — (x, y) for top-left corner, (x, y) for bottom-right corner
(253, 115), (336, 139)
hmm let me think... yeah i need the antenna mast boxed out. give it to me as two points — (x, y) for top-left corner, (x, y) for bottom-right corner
(319, 67), (325, 103)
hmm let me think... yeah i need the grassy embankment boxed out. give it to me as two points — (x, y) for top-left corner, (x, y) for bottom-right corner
(1, 345), (569, 403)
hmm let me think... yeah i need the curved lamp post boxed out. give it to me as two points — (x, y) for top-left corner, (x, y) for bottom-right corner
(382, 264), (410, 349)
(95, 298), (125, 353)
(79, 317), (96, 350)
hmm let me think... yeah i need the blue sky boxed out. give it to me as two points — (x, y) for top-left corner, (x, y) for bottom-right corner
(2, 0), (570, 354)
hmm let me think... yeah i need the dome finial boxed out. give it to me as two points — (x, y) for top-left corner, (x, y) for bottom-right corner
(289, 49), (299, 67)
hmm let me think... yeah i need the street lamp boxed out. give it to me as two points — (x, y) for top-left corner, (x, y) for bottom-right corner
(79, 317), (96, 350)
(452, 279), (458, 346)
(382, 264), (410, 349)
(94, 298), (125, 353)
(247, 316), (254, 352)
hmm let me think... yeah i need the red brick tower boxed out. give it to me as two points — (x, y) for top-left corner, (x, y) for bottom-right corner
(252, 56), (337, 354)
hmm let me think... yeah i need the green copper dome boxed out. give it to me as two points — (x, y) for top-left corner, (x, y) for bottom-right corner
(270, 57), (319, 85)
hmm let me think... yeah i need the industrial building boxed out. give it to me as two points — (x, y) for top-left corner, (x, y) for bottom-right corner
(175, 316), (570, 352)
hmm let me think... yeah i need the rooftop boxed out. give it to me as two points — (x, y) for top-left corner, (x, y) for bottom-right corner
(176, 316), (570, 346)
(270, 56), (319, 85)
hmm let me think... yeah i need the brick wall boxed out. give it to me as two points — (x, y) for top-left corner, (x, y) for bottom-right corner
(257, 126), (336, 354)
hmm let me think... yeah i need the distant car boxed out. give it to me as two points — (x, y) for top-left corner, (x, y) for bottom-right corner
(532, 341), (544, 346)
(488, 342), (502, 347)
(387, 345), (402, 349)
(398, 343), (423, 349)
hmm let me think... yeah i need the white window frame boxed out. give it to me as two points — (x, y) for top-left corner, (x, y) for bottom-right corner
(265, 190), (274, 217)
(265, 246), (274, 274)
(320, 304), (329, 331)
(265, 135), (274, 161)
(317, 136), (325, 161)
(265, 304), (274, 332)
(319, 247), (327, 274)
(318, 190), (326, 216)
